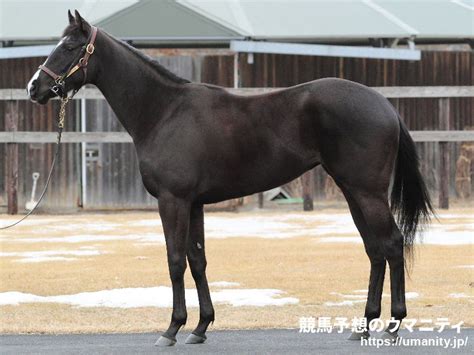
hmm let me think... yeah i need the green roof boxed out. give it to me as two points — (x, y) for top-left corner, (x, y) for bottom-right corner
(1, 0), (472, 44)
(95, 0), (241, 42)
(179, 0), (474, 40)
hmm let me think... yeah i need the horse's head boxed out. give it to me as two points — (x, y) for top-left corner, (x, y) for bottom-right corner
(27, 10), (97, 104)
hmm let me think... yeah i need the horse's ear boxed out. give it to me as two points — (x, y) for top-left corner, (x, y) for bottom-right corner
(74, 10), (91, 33)
(68, 10), (75, 25)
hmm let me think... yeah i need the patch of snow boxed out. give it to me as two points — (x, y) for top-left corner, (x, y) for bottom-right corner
(1, 211), (472, 245)
(0, 218), (58, 227)
(212, 289), (298, 307)
(420, 228), (473, 245)
(318, 237), (361, 244)
(0, 287), (299, 308)
(405, 292), (419, 299)
(131, 220), (161, 227)
(0, 291), (45, 306)
(2, 233), (164, 244)
(325, 300), (365, 307)
(433, 214), (473, 219)
(0, 250), (102, 263)
(28, 222), (119, 234)
(326, 291), (419, 306)
(17, 256), (77, 263)
(329, 292), (366, 299)
(209, 281), (241, 288)
(449, 293), (472, 299)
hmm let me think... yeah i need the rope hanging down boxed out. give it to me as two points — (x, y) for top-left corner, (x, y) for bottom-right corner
(0, 97), (69, 230)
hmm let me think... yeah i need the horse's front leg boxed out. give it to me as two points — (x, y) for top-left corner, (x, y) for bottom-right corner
(155, 195), (191, 347)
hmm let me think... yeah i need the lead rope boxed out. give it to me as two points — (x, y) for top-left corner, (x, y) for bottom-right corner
(0, 97), (69, 230)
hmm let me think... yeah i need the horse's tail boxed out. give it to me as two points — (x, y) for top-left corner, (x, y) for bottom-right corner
(390, 117), (434, 269)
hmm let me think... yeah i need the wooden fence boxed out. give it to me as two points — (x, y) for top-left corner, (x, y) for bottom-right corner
(1, 86), (473, 213)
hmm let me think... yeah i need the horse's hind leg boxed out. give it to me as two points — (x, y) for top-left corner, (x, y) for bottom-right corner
(341, 187), (386, 340)
(185, 204), (215, 344)
(342, 187), (406, 340)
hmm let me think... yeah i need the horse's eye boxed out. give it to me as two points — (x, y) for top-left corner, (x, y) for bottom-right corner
(65, 45), (74, 51)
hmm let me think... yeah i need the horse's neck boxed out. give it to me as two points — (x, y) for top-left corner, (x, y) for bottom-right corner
(93, 34), (183, 140)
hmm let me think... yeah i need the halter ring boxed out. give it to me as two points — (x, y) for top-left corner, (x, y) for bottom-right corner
(86, 44), (95, 54)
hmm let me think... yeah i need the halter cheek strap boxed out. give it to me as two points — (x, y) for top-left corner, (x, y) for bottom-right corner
(39, 26), (98, 95)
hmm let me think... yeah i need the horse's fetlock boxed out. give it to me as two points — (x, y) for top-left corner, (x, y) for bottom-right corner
(391, 305), (407, 320)
(200, 309), (215, 323)
(172, 312), (187, 326)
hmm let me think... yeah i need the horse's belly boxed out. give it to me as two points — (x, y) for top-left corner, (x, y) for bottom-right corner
(196, 154), (320, 204)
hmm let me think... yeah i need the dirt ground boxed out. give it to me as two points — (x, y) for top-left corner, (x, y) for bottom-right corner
(0, 205), (472, 334)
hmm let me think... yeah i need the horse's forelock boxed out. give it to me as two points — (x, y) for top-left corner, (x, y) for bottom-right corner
(62, 23), (77, 37)
(62, 23), (88, 38)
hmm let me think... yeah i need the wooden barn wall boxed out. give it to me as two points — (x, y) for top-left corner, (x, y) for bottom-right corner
(83, 56), (200, 209)
(0, 56), (80, 211)
(1, 50), (472, 211)
(202, 51), (473, 199)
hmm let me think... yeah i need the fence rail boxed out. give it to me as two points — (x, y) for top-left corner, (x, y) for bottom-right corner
(1, 130), (473, 143)
(1, 86), (474, 100)
(1, 85), (473, 213)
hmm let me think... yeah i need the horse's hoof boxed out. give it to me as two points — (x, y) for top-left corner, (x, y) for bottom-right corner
(348, 330), (370, 340)
(185, 333), (207, 344)
(381, 330), (398, 342)
(155, 335), (177, 346)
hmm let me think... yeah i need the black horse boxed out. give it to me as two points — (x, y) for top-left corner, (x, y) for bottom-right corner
(27, 11), (433, 346)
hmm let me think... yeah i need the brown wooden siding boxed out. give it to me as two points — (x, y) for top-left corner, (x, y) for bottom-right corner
(1, 50), (472, 211)
(202, 51), (473, 199)
(0, 57), (80, 211)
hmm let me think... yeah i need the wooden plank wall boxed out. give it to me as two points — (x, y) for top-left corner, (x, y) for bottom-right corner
(0, 57), (80, 211)
(83, 56), (200, 209)
(1, 50), (472, 210)
(201, 51), (473, 199)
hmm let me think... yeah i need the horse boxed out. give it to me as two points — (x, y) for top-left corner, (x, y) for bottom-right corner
(27, 11), (433, 346)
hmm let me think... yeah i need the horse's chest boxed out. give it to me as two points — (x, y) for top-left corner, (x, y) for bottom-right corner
(135, 144), (197, 199)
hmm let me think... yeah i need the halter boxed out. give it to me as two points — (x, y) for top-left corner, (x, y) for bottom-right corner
(39, 26), (98, 98)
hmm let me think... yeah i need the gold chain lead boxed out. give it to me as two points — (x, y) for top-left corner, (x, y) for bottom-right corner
(58, 97), (69, 129)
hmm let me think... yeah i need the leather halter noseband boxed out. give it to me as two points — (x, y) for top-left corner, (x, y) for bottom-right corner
(39, 26), (98, 97)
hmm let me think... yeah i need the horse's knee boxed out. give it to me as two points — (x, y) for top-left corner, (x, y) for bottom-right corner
(188, 252), (207, 280)
(168, 254), (187, 281)
(191, 259), (206, 277)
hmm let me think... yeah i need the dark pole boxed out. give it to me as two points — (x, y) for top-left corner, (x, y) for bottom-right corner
(438, 98), (450, 209)
(302, 169), (314, 211)
(258, 192), (264, 209)
(6, 101), (18, 214)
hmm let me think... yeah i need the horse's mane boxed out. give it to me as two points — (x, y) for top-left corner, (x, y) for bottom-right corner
(63, 24), (190, 85)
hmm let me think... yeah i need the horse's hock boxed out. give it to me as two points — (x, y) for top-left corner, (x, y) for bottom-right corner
(455, 141), (474, 199)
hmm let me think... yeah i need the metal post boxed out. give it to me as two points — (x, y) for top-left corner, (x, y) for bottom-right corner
(5, 101), (18, 214)
(438, 98), (450, 209)
(80, 98), (87, 207)
(258, 192), (264, 209)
